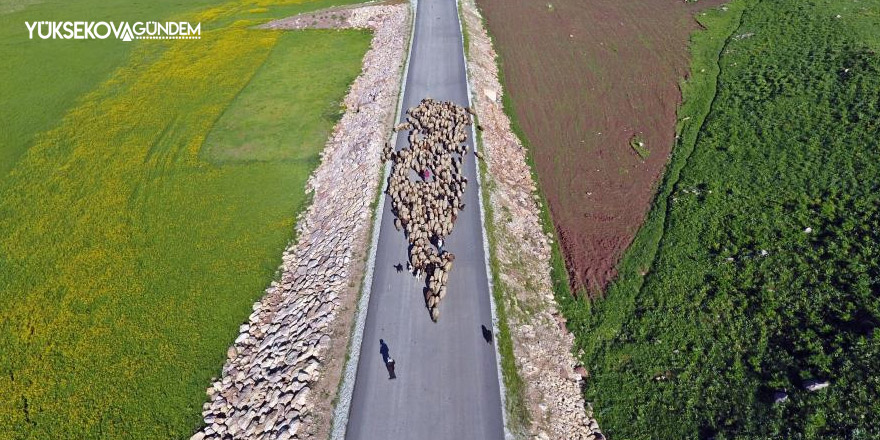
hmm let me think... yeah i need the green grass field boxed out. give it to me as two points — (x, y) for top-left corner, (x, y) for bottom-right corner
(204, 30), (369, 163)
(0, 0), (370, 438)
(562, 0), (880, 438)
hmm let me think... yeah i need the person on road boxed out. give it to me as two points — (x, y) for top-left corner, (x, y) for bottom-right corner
(380, 339), (396, 379)
(386, 357), (396, 379)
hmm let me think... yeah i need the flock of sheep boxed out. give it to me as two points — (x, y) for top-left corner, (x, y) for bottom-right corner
(381, 98), (481, 322)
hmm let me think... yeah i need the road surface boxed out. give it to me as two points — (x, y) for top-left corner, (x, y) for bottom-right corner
(345, 0), (505, 438)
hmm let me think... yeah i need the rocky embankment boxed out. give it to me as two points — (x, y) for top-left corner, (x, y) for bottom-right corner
(192, 4), (410, 440)
(460, 0), (604, 438)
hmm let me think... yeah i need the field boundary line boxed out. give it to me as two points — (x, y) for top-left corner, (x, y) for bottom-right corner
(329, 0), (417, 437)
(636, 1), (751, 298)
(455, 0), (512, 437)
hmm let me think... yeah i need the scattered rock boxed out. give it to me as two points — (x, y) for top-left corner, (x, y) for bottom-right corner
(484, 88), (498, 102)
(772, 390), (788, 404)
(804, 379), (830, 392)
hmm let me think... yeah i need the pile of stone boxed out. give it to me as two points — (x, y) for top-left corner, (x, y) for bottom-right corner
(192, 3), (410, 440)
(459, 0), (603, 438)
(381, 98), (476, 322)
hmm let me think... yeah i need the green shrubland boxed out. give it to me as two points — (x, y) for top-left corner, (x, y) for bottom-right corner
(566, 0), (880, 438)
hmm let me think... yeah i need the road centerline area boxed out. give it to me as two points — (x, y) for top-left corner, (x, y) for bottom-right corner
(344, 0), (504, 438)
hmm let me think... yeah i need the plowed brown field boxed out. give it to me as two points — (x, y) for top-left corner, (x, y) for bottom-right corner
(476, 0), (723, 293)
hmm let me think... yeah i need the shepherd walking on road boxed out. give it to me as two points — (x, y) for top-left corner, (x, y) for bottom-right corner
(379, 339), (397, 379)
(386, 357), (396, 379)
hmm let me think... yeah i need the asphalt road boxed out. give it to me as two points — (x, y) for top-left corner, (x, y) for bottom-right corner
(345, 0), (505, 438)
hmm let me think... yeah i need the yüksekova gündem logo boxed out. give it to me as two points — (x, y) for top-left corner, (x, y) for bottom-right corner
(25, 21), (201, 42)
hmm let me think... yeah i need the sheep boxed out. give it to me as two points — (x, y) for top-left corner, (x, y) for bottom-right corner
(383, 98), (475, 322)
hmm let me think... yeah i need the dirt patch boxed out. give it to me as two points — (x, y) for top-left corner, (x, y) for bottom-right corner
(475, 0), (724, 294)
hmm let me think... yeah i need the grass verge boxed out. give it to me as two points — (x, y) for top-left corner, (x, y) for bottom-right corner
(475, 131), (531, 438)
(483, 16), (577, 307)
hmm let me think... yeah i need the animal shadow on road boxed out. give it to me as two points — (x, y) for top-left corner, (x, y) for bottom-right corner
(481, 325), (493, 344)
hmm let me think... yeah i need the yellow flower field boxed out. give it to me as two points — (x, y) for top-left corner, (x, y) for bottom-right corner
(0, 0), (369, 437)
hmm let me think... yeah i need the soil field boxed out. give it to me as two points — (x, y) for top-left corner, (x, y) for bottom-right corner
(475, 0), (723, 294)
